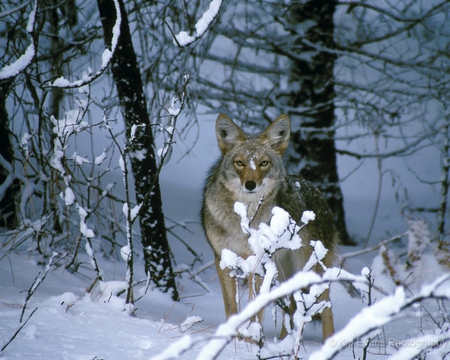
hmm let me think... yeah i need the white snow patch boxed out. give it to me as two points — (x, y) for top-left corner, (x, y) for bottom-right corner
(94, 150), (107, 165)
(120, 245), (131, 262)
(61, 187), (75, 206)
(174, 0), (222, 46)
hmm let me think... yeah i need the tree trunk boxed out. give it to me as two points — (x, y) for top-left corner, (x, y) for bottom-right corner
(283, 0), (353, 245)
(97, 0), (179, 299)
(0, 80), (20, 229)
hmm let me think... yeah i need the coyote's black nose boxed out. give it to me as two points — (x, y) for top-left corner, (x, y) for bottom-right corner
(245, 181), (257, 191)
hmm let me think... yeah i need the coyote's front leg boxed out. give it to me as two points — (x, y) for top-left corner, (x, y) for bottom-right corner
(215, 256), (238, 318)
(216, 255), (265, 345)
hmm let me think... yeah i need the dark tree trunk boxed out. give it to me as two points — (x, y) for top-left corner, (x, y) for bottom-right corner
(283, 0), (353, 245)
(97, 0), (179, 299)
(0, 80), (20, 229)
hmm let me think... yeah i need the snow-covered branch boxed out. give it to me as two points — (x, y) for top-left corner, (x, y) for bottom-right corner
(19, 252), (68, 323)
(310, 274), (450, 360)
(41, 0), (121, 89)
(197, 268), (362, 360)
(150, 267), (363, 360)
(170, 0), (222, 47)
(0, 0), (38, 81)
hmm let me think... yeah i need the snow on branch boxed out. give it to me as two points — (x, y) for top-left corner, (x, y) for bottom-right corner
(151, 268), (362, 360)
(196, 268), (363, 360)
(41, 0), (121, 89)
(0, 0), (38, 81)
(169, 0), (222, 47)
(310, 274), (450, 360)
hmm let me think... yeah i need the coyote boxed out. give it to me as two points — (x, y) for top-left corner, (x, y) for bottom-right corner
(201, 114), (338, 340)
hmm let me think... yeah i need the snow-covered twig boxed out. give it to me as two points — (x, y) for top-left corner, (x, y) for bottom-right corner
(151, 268), (363, 360)
(168, 0), (223, 47)
(310, 274), (450, 360)
(386, 331), (450, 360)
(41, 0), (121, 89)
(19, 252), (67, 323)
(0, 0), (37, 81)
(49, 92), (116, 281)
(196, 268), (362, 360)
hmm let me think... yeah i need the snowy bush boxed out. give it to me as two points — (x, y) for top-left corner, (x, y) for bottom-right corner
(371, 220), (450, 292)
(1, 88), (120, 263)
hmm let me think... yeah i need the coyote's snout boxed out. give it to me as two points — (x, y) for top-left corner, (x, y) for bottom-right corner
(201, 114), (338, 341)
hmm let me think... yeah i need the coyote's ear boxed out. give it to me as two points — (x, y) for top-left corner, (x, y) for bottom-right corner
(260, 114), (290, 155)
(216, 114), (246, 155)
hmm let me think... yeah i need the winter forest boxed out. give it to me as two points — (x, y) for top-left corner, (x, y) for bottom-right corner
(1, 0), (450, 359)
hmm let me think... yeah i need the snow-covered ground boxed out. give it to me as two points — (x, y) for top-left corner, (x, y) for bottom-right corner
(0, 228), (362, 359)
(1, 161), (449, 359)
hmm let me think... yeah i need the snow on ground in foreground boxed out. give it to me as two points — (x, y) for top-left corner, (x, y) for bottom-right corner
(0, 247), (366, 359)
(1, 242), (448, 360)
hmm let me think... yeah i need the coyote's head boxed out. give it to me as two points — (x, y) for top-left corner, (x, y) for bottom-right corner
(215, 114), (290, 197)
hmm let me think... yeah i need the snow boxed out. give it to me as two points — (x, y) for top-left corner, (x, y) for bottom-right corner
(119, 155), (125, 172)
(303, 240), (328, 272)
(71, 152), (90, 165)
(301, 210), (315, 224)
(0, 0), (37, 81)
(42, 0), (121, 89)
(94, 150), (107, 165)
(0, 43), (35, 80)
(21, 133), (32, 147)
(167, 96), (181, 117)
(179, 316), (203, 332)
(2, 11), (450, 356)
(122, 202), (129, 217)
(77, 204), (95, 238)
(157, 146), (169, 158)
(174, 0), (222, 47)
(131, 204), (142, 221)
(121, 245), (132, 261)
(26, 1), (37, 33)
(61, 187), (75, 206)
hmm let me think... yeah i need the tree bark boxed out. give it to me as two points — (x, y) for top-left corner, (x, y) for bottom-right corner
(0, 80), (20, 229)
(97, 0), (179, 299)
(283, 0), (352, 245)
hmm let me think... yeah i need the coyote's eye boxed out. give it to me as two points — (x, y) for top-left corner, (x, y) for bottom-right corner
(235, 160), (244, 167)
(260, 160), (269, 167)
